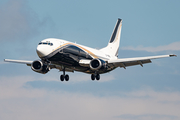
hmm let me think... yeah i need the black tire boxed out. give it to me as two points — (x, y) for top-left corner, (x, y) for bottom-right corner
(91, 74), (95, 80)
(65, 74), (69, 81)
(96, 74), (100, 80)
(60, 75), (64, 81)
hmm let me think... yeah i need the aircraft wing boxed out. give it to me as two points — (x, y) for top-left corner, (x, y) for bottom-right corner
(107, 54), (177, 69)
(4, 59), (74, 72)
(4, 59), (33, 66)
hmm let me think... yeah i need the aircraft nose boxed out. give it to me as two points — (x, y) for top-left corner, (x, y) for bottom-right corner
(36, 46), (46, 58)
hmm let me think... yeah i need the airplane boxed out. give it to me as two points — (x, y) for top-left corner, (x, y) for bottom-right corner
(4, 18), (176, 81)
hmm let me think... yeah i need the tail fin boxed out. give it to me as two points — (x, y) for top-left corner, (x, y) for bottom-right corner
(100, 18), (122, 57)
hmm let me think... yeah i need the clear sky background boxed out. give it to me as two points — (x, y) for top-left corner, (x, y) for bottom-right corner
(0, 0), (180, 120)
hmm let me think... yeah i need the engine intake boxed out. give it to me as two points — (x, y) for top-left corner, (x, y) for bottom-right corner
(31, 60), (50, 74)
(90, 59), (106, 71)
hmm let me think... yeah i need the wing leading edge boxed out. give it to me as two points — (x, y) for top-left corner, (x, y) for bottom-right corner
(4, 59), (33, 66)
(108, 54), (177, 69)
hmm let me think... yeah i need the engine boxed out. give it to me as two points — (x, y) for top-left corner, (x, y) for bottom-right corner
(31, 60), (50, 74)
(90, 59), (107, 71)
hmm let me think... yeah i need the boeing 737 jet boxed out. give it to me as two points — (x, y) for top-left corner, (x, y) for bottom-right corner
(4, 19), (176, 81)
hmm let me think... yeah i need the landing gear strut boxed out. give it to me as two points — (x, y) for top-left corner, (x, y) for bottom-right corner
(60, 68), (69, 81)
(91, 73), (100, 81)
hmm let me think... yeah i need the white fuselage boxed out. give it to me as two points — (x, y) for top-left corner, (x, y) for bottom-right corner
(36, 38), (118, 74)
(36, 38), (117, 61)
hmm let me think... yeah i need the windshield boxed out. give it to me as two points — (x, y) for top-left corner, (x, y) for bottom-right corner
(38, 42), (53, 46)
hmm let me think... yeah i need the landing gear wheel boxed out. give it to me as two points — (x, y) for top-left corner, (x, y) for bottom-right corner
(60, 68), (70, 81)
(65, 74), (69, 81)
(91, 74), (95, 80)
(60, 75), (64, 81)
(96, 74), (100, 80)
(91, 73), (100, 81)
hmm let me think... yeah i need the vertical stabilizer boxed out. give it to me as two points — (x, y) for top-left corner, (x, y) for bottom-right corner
(100, 19), (122, 58)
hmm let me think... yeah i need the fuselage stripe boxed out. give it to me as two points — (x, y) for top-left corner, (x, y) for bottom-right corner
(51, 43), (98, 59)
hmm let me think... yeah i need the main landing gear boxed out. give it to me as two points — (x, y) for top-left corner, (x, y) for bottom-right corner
(60, 74), (69, 81)
(91, 73), (100, 81)
(60, 69), (69, 81)
(60, 68), (100, 81)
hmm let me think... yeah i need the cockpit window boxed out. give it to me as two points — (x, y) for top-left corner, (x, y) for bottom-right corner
(48, 43), (53, 46)
(38, 42), (53, 46)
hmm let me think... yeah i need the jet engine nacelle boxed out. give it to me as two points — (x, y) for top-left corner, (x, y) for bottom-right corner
(31, 60), (50, 74)
(90, 59), (107, 71)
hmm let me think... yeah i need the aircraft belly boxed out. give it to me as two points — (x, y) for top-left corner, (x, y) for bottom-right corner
(46, 49), (90, 72)
(41, 44), (117, 74)
(47, 52), (116, 74)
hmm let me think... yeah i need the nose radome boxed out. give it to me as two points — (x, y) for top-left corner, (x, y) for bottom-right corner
(36, 46), (46, 58)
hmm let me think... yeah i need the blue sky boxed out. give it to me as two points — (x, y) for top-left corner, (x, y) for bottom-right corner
(0, 0), (180, 120)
